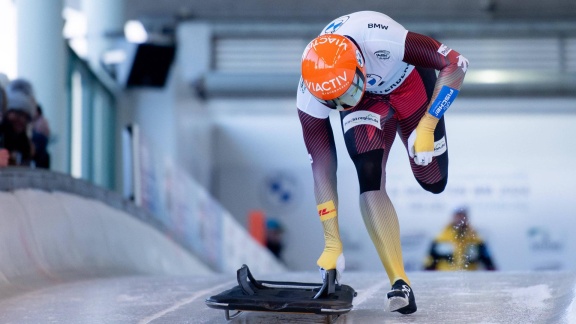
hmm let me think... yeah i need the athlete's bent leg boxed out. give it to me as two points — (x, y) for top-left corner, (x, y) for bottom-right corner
(416, 175), (447, 194)
(415, 116), (448, 193)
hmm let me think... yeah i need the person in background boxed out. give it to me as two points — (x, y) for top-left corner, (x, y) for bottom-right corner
(424, 206), (497, 271)
(265, 218), (285, 260)
(7, 78), (51, 169)
(0, 84), (8, 167)
(0, 79), (37, 167)
(0, 73), (9, 122)
(31, 105), (51, 169)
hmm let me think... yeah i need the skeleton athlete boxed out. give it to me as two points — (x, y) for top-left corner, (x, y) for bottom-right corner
(297, 11), (469, 314)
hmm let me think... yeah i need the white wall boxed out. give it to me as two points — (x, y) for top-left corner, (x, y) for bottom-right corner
(211, 97), (576, 272)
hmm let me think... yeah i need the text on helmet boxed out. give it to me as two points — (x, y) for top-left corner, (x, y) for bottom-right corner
(309, 35), (349, 52)
(305, 72), (348, 94)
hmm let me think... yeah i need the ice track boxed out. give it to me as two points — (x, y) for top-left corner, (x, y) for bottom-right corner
(0, 271), (574, 323)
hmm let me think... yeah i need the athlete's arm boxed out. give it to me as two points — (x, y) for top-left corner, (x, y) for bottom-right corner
(298, 109), (339, 210)
(298, 108), (347, 274)
(403, 31), (468, 92)
(403, 31), (469, 166)
(297, 74), (345, 273)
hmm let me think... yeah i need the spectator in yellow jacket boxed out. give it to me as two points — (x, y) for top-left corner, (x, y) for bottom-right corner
(424, 207), (497, 271)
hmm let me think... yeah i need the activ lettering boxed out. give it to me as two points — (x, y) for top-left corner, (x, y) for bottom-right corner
(302, 35), (350, 60)
(310, 35), (348, 51)
(305, 72), (348, 93)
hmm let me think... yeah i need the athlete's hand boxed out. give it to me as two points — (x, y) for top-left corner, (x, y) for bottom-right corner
(318, 252), (345, 282)
(408, 113), (439, 166)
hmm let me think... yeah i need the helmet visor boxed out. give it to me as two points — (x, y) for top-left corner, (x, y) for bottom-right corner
(316, 67), (366, 111)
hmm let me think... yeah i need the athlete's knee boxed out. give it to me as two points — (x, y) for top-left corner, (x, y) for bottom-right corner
(351, 150), (384, 194)
(417, 176), (447, 194)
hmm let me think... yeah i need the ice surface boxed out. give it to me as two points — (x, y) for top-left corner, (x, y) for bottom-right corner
(0, 271), (574, 324)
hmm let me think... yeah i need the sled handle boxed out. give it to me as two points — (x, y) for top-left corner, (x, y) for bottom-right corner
(237, 264), (264, 295)
(313, 269), (337, 299)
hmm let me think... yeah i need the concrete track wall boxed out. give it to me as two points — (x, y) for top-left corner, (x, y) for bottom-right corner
(0, 169), (211, 300)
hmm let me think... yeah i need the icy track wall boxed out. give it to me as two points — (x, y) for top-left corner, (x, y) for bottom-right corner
(0, 168), (212, 299)
(0, 168), (284, 284)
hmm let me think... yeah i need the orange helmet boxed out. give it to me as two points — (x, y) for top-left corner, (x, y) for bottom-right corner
(301, 34), (366, 111)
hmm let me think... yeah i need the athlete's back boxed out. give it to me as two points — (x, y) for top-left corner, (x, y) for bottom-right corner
(319, 11), (414, 95)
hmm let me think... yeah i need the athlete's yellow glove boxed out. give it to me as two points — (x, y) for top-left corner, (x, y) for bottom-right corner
(408, 113), (439, 166)
(317, 250), (345, 282)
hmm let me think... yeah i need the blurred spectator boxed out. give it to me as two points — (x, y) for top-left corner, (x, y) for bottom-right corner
(0, 73), (8, 121)
(265, 218), (284, 260)
(424, 207), (497, 271)
(31, 105), (51, 168)
(0, 79), (36, 167)
(7, 78), (36, 98)
(0, 83), (6, 120)
(7, 78), (51, 168)
(0, 84), (8, 166)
